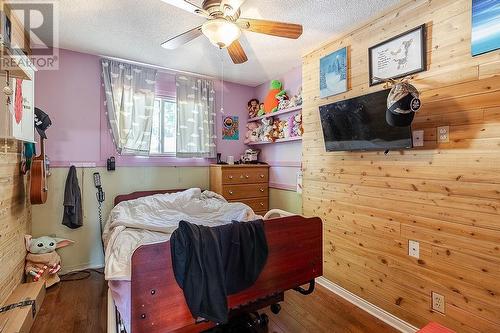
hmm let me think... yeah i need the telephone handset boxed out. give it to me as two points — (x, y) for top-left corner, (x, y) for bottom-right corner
(93, 172), (105, 203)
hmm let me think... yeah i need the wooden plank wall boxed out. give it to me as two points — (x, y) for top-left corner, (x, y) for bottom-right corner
(0, 140), (31, 305)
(301, 0), (500, 332)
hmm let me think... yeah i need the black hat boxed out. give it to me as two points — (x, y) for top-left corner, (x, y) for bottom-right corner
(386, 82), (421, 127)
(34, 107), (52, 139)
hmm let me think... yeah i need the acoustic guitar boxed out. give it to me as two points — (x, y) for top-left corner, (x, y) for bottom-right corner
(30, 137), (48, 204)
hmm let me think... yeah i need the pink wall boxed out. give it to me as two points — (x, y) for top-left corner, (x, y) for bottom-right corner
(35, 49), (254, 167)
(252, 67), (302, 190)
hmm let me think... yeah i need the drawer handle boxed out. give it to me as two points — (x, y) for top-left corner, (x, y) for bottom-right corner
(260, 202), (264, 207)
(245, 175), (249, 179)
(260, 188), (265, 192)
(229, 190), (234, 195)
(260, 174), (264, 178)
(228, 175), (233, 179)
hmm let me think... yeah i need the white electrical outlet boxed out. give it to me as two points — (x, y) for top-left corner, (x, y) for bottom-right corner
(432, 292), (445, 314)
(408, 240), (420, 258)
(437, 126), (450, 143)
(412, 130), (424, 147)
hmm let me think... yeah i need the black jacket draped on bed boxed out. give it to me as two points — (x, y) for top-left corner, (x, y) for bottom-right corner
(170, 219), (268, 323)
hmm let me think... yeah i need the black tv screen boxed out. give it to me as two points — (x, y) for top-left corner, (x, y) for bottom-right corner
(319, 89), (412, 152)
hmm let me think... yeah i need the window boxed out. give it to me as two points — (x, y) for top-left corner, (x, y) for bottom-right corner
(150, 98), (177, 155)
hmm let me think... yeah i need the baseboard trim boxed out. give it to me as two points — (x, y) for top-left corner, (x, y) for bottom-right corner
(316, 277), (419, 333)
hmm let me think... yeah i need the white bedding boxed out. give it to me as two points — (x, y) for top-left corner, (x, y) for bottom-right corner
(103, 188), (258, 281)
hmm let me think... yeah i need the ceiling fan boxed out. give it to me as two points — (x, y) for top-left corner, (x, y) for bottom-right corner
(160, 0), (303, 64)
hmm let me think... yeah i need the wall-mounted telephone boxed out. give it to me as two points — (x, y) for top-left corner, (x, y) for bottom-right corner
(93, 172), (105, 203)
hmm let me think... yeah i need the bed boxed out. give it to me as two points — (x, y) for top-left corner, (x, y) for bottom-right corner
(105, 188), (322, 333)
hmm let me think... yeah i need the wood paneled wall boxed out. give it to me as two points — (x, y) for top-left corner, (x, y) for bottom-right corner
(302, 0), (500, 332)
(0, 141), (31, 304)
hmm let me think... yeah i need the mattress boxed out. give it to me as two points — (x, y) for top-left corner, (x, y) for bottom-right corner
(104, 188), (260, 331)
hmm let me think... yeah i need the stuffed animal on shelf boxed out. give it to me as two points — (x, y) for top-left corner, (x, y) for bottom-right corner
(247, 99), (260, 119)
(288, 87), (303, 108)
(287, 115), (295, 137)
(277, 93), (290, 111)
(244, 122), (261, 144)
(263, 80), (286, 114)
(25, 235), (74, 287)
(260, 117), (274, 142)
(271, 119), (281, 141)
(291, 113), (303, 137)
(282, 119), (290, 139)
(257, 103), (265, 117)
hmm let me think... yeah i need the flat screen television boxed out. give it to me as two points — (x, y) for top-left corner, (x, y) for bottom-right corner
(319, 89), (413, 152)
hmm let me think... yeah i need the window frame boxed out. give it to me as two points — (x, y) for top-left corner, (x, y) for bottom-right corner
(150, 95), (176, 157)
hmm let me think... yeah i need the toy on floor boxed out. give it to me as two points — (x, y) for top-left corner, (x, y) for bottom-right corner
(260, 117), (274, 142)
(244, 122), (261, 144)
(247, 99), (260, 119)
(25, 235), (74, 287)
(263, 80), (286, 114)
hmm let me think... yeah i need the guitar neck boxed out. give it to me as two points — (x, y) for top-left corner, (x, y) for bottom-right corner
(39, 137), (45, 157)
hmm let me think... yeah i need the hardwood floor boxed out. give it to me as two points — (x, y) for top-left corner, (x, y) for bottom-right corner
(31, 270), (107, 333)
(31, 272), (399, 333)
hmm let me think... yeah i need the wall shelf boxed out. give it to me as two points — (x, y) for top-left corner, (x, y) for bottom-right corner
(247, 105), (302, 123)
(247, 136), (302, 146)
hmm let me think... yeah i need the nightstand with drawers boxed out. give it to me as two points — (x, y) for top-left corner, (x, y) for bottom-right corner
(209, 164), (269, 216)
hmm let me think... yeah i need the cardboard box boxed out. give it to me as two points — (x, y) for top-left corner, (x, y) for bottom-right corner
(0, 282), (45, 333)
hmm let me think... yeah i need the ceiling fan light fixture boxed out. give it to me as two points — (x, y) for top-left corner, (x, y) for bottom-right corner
(201, 18), (241, 49)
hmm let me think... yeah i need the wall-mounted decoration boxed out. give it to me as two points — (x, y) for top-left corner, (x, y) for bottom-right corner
(320, 47), (347, 98)
(222, 115), (239, 140)
(368, 25), (426, 86)
(471, 0), (500, 56)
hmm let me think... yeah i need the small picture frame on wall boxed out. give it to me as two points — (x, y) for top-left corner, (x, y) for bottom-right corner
(368, 24), (427, 86)
(319, 47), (348, 98)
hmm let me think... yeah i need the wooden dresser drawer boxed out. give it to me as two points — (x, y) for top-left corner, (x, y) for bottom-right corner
(221, 167), (269, 185)
(222, 184), (268, 199)
(230, 197), (269, 212)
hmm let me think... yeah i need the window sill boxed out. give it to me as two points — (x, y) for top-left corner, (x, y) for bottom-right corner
(50, 156), (215, 168)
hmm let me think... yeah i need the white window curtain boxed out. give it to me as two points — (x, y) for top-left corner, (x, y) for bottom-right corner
(101, 59), (157, 155)
(176, 75), (216, 158)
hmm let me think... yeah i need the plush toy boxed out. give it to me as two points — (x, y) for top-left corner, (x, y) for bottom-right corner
(257, 103), (265, 117)
(291, 113), (303, 137)
(278, 120), (288, 139)
(244, 122), (261, 144)
(247, 99), (260, 118)
(287, 115), (295, 137)
(260, 117), (274, 142)
(277, 93), (290, 111)
(25, 235), (74, 287)
(271, 119), (281, 141)
(288, 87), (303, 108)
(263, 80), (286, 114)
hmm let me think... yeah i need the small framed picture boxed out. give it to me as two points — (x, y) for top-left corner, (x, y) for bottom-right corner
(471, 0), (500, 56)
(320, 47), (348, 98)
(368, 24), (427, 86)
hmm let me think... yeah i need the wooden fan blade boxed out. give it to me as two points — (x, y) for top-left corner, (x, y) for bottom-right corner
(227, 40), (248, 64)
(161, 26), (203, 49)
(238, 18), (303, 39)
(220, 0), (246, 15)
(160, 0), (208, 17)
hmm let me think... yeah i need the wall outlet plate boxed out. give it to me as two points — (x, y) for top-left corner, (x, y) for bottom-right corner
(431, 291), (445, 314)
(437, 126), (450, 143)
(412, 130), (424, 147)
(408, 240), (420, 258)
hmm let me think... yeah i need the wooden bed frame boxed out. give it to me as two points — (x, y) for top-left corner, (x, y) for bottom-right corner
(112, 189), (323, 333)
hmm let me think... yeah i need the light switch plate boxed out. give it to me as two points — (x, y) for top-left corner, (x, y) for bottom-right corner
(437, 126), (450, 143)
(408, 240), (420, 258)
(412, 130), (424, 147)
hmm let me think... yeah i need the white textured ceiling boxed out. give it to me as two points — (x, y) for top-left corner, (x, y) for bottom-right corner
(53, 0), (401, 86)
